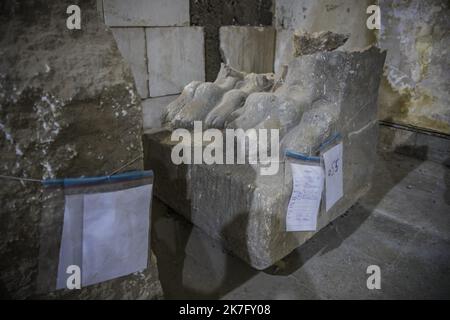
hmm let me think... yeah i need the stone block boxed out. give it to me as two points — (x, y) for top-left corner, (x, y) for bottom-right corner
(103, 0), (189, 27)
(144, 47), (387, 269)
(377, 0), (450, 135)
(143, 122), (376, 270)
(146, 27), (205, 97)
(112, 28), (149, 98)
(143, 95), (179, 130)
(219, 26), (275, 74)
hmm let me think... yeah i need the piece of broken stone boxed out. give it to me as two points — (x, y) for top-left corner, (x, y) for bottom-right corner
(144, 46), (386, 270)
(293, 30), (349, 56)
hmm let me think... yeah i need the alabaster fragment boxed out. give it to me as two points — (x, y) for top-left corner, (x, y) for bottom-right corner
(150, 34), (386, 269)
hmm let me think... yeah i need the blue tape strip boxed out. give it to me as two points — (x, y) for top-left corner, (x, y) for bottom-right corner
(285, 150), (320, 162)
(285, 132), (342, 162)
(42, 170), (153, 187)
(318, 132), (342, 151)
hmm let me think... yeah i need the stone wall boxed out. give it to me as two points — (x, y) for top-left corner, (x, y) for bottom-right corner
(274, 0), (377, 73)
(0, 0), (162, 299)
(377, 0), (450, 135)
(274, 0), (450, 159)
(99, 0), (274, 131)
(99, 0), (204, 131)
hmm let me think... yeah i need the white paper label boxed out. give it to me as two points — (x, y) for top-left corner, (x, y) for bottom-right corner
(57, 184), (152, 289)
(323, 142), (343, 211)
(286, 163), (324, 232)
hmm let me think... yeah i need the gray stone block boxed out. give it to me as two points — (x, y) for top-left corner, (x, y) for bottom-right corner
(103, 0), (189, 27)
(143, 95), (179, 130)
(146, 27), (205, 97)
(112, 28), (149, 98)
(144, 47), (387, 270)
(219, 26), (275, 74)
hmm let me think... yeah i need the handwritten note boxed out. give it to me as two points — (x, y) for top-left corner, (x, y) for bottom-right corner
(286, 163), (324, 232)
(323, 142), (343, 211)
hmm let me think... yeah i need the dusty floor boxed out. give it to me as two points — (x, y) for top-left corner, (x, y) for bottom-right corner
(151, 152), (450, 299)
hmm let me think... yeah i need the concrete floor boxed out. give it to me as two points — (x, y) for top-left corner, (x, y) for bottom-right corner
(151, 152), (450, 299)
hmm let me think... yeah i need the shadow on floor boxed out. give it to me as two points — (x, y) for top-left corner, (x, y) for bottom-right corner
(151, 198), (259, 299)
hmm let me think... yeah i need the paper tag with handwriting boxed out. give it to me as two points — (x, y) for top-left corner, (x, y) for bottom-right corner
(286, 163), (324, 232)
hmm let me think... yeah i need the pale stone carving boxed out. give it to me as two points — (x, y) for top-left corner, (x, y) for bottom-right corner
(151, 32), (386, 269)
(162, 64), (274, 129)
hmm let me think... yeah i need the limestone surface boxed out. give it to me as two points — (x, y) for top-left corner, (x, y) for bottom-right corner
(219, 26), (276, 74)
(292, 30), (349, 56)
(0, 0), (162, 299)
(147, 45), (386, 269)
(146, 27), (205, 97)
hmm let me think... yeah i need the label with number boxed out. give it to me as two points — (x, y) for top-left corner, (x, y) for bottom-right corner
(322, 142), (343, 211)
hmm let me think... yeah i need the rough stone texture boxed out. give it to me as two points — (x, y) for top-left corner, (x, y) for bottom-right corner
(103, 0), (189, 27)
(377, 0), (450, 135)
(161, 64), (274, 130)
(274, 0), (376, 73)
(144, 47), (386, 269)
(275, 0), (376, 49)
(143, 95), (179, 130)
(219, 26), (275, 74)
(0, 0), (162, 299)
(190, 0), (273, 81)
(111, 28), (149, 98)
(292, 30), (349, 56)
(146, 27), (205, 97)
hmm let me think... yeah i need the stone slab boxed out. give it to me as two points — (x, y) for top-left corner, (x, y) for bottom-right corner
(103, 0), (189, 27)
(112, 28), (149, 98)
(144, 123), (376, 270)
(142, 95), (179, 130)
(146, 27), (205, 97)
(219, 26), (275, 74)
